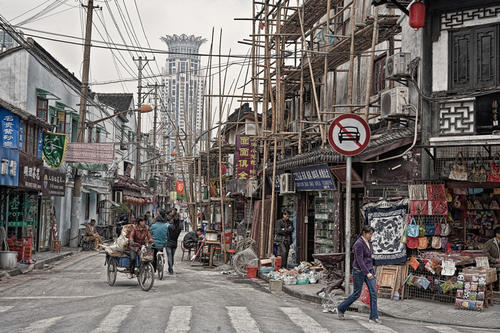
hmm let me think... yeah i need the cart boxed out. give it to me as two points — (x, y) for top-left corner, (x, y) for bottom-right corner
(105, 245), (155, 291)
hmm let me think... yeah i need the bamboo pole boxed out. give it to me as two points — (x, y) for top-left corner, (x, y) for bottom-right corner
(364, 7), (379, 120)
(347, 0), (357, 112)
(323, 0), (331, 145)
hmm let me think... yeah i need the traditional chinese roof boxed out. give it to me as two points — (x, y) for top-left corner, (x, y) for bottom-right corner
(96, 93), (134, 112)
(112, 174), (148, 193)
(273, 127), (415, 170)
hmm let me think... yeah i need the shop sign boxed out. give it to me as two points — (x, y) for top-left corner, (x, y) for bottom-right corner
(291, 164), (335, 191)
(176, 180), (185, 194)
(18, 152), (43, 191)
(65, 142), (114, 164)
(268, 170), (283, 191)
(235, 136), (257, 179)
(18, 120), (24, 150)
(42, 132), (68, 168)
(0, 146), (19, 186)
(42, 167), (66, 197)
(0, 108), (20, 148)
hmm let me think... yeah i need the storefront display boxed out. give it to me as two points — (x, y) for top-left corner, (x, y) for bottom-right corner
(314, 193), (335, 254)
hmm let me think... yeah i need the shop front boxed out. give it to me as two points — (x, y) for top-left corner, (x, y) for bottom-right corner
(0, 146), (19, 251)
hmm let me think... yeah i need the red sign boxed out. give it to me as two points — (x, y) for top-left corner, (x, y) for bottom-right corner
(176, 181), (184, 194)
(328, 114), (370, 156)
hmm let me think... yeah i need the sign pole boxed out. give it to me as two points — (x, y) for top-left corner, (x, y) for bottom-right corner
(344, 155), (352, 296)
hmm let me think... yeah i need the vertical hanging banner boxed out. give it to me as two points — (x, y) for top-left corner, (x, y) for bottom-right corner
(0, 108), (19, 148)
(176, 180), (184, 194)
(42, 132), (68, 168)
(235, 135), (257, 179)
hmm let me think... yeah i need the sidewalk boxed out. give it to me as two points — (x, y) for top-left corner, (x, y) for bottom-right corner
(0, 247), (76, 279)
(279, 281), (500, 330)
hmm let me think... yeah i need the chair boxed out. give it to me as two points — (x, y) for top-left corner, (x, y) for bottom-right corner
(181, 245), (192, 261)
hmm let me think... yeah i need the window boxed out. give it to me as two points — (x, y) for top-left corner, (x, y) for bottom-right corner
(56, 111), (66, 133)
(449, 24), (499, 91)
(85, 193), (90, 220)
(36, 97), (48, 121)
(372, 54), (387, 96)
(25, 124), (36, 155)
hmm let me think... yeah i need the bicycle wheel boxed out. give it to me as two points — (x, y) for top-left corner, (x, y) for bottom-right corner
(107, 258), (117, 286)
(138, 263), (155, 291)
(157, 254), (164, 280)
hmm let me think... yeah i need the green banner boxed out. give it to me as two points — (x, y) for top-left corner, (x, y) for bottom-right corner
(42, 132), (68, 168)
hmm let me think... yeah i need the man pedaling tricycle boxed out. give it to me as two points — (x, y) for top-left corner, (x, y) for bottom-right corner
(128, 218), (153, 279)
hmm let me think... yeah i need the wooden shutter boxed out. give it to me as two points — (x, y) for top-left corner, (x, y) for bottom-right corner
(450, 30), (473, 90)
(474, 26), (497, 88)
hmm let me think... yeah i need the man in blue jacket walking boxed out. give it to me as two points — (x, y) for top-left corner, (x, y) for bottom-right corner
(151, 209), (169, 272)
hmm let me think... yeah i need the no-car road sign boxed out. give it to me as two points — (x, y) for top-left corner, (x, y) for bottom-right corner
(328, 114), (370, 156)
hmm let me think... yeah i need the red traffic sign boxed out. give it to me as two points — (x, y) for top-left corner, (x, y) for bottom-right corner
(328, 114), (370, 156)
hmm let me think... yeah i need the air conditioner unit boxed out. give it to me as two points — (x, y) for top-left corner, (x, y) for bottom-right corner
(246, 179), (258, 197)
(380, 87), (409, 118)
(114, 191), (123, 204)
(385, 52), (411, 79)
(279, 173), (296, 194)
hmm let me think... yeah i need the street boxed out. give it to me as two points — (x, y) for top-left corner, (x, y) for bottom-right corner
(0, 252), (494, 333)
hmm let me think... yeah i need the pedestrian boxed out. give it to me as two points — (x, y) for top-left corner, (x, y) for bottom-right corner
(336, 225), (381, 324)
(144, 211), (152, 226)
(166, 209), (182, 275)
(274, 210), (294, 269)
(150, 209), (168, 272)
(483, 226), (500, 289)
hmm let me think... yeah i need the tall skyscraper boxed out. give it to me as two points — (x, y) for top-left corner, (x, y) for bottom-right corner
(160, 34), (206, 171)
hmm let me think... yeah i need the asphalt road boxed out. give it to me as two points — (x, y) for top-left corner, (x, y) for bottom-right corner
(0, 251), (495, 333)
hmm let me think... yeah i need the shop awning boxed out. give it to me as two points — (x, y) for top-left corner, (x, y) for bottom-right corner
(36, 88), (60, 100)
(83, 185), (110, 195)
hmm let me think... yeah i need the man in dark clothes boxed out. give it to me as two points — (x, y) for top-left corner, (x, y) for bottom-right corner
(274, 210), (294, 269)
(166, 209), (182, 274)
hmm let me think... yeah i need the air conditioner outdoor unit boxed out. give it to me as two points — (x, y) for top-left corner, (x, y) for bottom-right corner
(385, 52), (411, 79)
(114, 191), (123, 204)
(246, 179), (258, 197)
(380, 87), (409, 118)
(279, 173), (296, 194)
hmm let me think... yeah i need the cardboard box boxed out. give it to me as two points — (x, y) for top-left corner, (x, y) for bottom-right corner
(269, 279), (283, 292)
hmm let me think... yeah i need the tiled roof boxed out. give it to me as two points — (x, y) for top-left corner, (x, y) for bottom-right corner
(274, 127), (415, 170)
(96, 93), (134, 112)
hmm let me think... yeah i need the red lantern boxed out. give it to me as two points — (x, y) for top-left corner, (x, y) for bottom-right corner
(221, 164), (226, 175)
(409, 1), (426, 30)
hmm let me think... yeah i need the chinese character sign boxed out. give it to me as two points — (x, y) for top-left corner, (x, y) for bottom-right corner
(235, 136), (257, 180)
(176, 180), (184, 194)
(18, 120), (25, 150)
(42, 132), (68, 168)
(291, 164), (335, 191)
(0, 108), (20, 149)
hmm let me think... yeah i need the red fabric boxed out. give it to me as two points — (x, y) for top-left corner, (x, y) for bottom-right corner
(430, 201), (448, 215)
(487, 161), (500, 182)
(361, 284), (379, 306)
(129, 225), (153, 251)
(427, 184), (446, 201)
(410, 200), (428, 215)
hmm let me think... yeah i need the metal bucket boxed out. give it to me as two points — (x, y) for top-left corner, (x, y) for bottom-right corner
(0, 251), (18, 269)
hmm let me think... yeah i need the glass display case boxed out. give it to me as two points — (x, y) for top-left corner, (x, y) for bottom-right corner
(314, 192), (335, 254)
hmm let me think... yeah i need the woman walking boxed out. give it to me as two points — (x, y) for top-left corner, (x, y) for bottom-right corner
(337, 225), (381, 324)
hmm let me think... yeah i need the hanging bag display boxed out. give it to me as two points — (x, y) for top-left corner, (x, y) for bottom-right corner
(427, 184), (446, 201)
(449, 152), (468, 181)
(434, 217), (442, 235)
(417, 237), (429, 250)
(469, 153), (487, 183)
(418, 217), (426, 237)
(406, 217), (419, 238)
(425, 219), (435, 235)
(487, 153), (500, 182)
(409, 184), (428, 200)
(410, 200), (428, 215)
(430, 201), (448, 216)
(432, 236), (442, 249)
(440, 219), (451, 236)
(407, 237), (419, 249)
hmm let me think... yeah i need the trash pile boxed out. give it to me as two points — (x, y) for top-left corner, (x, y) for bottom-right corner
(264, 261), (322, 285)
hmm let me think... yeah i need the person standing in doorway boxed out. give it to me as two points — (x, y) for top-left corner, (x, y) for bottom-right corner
(336, 225), (380, 324)
(274, 210), (294, 269)
(166, 209), (182, 275)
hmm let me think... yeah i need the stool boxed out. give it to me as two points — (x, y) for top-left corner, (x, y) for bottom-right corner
(181, 246), (192, 261)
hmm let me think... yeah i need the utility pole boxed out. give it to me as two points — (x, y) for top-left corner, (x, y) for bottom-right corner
(70, 0), (98, 247)
(133, 56), (154, 181)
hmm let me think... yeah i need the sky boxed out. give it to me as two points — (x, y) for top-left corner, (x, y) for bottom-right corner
(0, 0), (252, 132)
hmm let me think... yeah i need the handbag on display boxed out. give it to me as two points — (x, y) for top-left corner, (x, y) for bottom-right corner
(469, 153), (487, 183)
(448, 152), (468, 181)
(430, 201), (448, 215)
(440, 221), (451, 236)
(489, 199), (500, 210)
(431, 236), (442, 249)
(427, 184), (446, 201)
(473, 198), (483, 210)
(434, 218), (442, 235)
(487, 153), (500, 182)
(446, 191), (453, 203)
(407, 217), (419, 238)
(425, 220), (435, 235)
(410, 200), (428, 215)
(441, 237), (448, 249)
(401, 222), (408, 244)
(417, 237), (429, 250)
(409, 256), (420, 270)
(409, 184), (428, 200)
(418, 218), (426, 237)
(467, 199), (475, 210)
(407, 237), (419, 249)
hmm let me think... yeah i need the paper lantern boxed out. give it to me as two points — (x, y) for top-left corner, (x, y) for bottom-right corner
(409, 1), (425, 30)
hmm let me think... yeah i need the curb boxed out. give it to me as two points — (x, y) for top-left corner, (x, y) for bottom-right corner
(2, 251), (74, 277)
